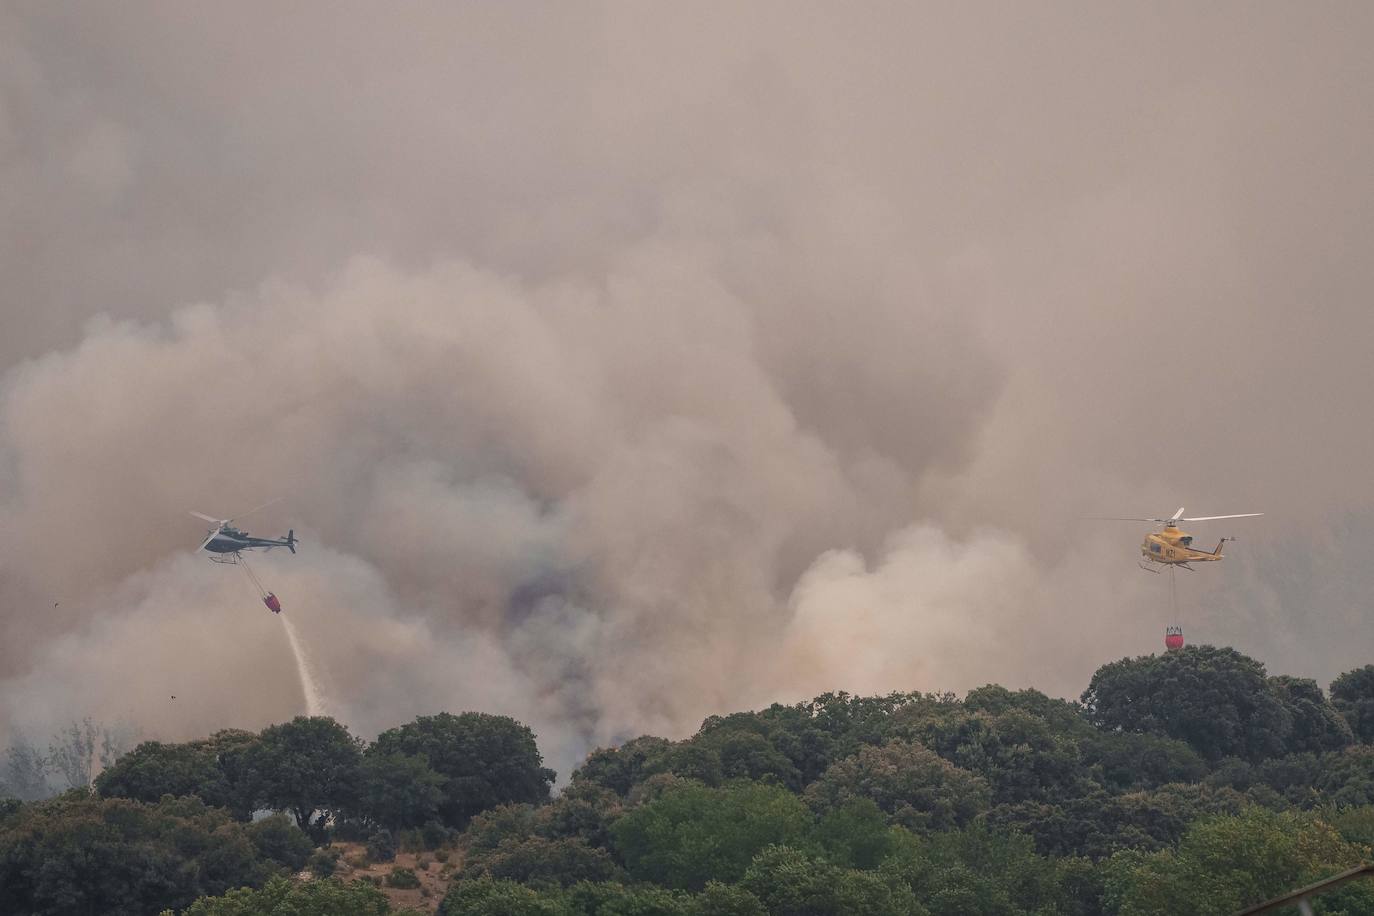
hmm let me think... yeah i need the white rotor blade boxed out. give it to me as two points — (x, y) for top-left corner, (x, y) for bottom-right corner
(1179, 513), (1263, 521)
(1170, 507), (1187, 521)
(230, 497), (282, 523)
(197, 528), (221, 551)
(1085, 517), (1168, 522)
(189, 511), (224, 523)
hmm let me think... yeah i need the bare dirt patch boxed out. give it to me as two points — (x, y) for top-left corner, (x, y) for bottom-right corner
(323, 841), (461, 913)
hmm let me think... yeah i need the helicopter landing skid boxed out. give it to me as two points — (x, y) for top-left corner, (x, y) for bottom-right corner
(1137, 561), (1161, 574)
(208, 554), (241, 565)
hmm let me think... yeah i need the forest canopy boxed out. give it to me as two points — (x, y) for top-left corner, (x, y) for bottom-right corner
(3, 645), (1373, 915)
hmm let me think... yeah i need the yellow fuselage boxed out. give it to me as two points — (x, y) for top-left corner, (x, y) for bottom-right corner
(1141, 526), (1224, 565)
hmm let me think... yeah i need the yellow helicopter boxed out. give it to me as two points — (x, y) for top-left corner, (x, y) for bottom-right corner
(1095, 507), (1263, 572)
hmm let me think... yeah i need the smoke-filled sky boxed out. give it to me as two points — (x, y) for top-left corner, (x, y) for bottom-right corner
(2, 2), (1372, 776)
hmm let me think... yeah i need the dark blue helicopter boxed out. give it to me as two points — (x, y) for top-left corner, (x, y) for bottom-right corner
(191, 499), (297, 564)
(192, 501), (296, 613)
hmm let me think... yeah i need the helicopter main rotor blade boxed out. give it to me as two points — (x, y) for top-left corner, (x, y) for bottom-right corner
(1179, 513), (1263, 521)
(197, 528), (222, 551)
(189, 511), (225, 524)
(1084, 517), (1169, 522)
(228, 497), (283, 524)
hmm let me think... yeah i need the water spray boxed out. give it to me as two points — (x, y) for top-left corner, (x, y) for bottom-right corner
(279, 612), (327, 717)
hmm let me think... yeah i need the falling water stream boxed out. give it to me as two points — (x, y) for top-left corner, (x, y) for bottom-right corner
(279, 613), (326, 717)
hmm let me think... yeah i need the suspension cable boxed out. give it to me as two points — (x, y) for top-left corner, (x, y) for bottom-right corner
(239, 554), (268, 598)
(1169, 565), (1177, 626)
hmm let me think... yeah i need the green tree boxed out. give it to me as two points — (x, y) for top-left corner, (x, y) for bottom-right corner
(358, 749), (448, 831)
(1331, 665), (1374, 743)
(438, 877), (569, 916)
(1104, 807), (1374, 916)
(676, 724), (804, 791)
(1314, 745), (1374, 806)
(685, 882), (767, 916)
(374, 712), (555, 828)
(540, 781), (622, 849)
(564, 880), (692, 915)
(1254, 752), (1322, 807)
(0, 793), (273, 916)
(175, 874), (396, 915)
(1079, 730), (1208, 791)
(697, 692), (952, 789)
(740, 845), (924, 916)
(461, 803), (542, 858)
(1082, 646), (1293, 762)
(963, 685), (1095, 737)
(813, 798), (899, 869)
(903, 707), (1090, 805)
(572, 737), (672, 797)
(1270, 676), (1354, 753)
(96, 739), (216, 799)
(722, 709), (838, 787)
(1321, 804), (1374, 848)
(805, 739), (990, 832)
(95, 732), (257, 816)
(240, 717), (363, 841)
(792, 692), (945, 776)
(714, 731), (802, 788)
(880, 823), (1099, 916)
(987, 783), (1249, 860)
(610, 781), (812, 890)
(466, 835), (624, 887)
(246, 814), (314, 871)
(642, 742), (723, 786)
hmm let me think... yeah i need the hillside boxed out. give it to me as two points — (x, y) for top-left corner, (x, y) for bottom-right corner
(3, 645), (1374, 915)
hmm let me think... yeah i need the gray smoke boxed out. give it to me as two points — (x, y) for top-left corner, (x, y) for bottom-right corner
(2, 2), (1372, 777)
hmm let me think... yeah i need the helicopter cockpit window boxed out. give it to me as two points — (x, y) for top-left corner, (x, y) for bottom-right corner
(1180, 537), (1193, 547)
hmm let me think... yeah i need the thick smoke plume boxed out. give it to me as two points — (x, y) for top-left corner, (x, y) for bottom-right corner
(2, 3), (1372, 776)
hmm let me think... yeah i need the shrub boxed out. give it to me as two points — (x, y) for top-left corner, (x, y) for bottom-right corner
(367, 828), (397, 862)
(398, 827), (427, 853)
(309, 846), (341, 878)
(422, 819), (452, 848)
(387, 866), (422, 889)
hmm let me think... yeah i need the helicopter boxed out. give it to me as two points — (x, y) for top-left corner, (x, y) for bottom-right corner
(190, 500), (297, 564)
(1094, 507), (1262, 572)
(191, 501), (297, 614)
